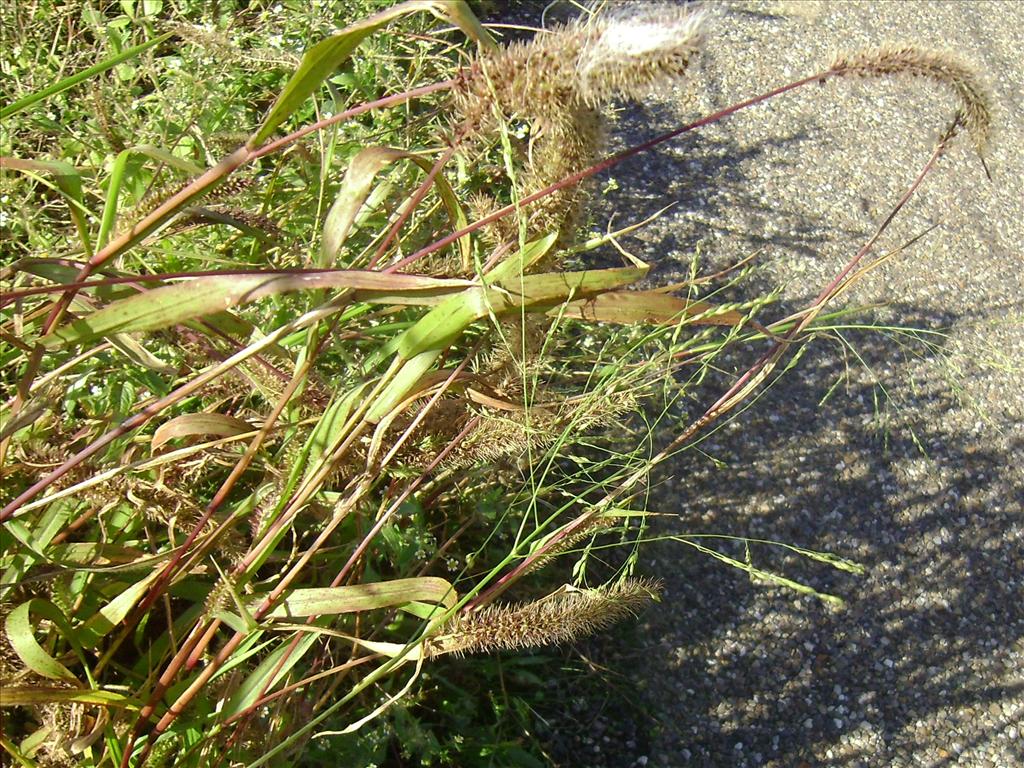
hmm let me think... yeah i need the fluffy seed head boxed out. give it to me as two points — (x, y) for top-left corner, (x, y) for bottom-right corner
(426, 578), (661, 657)
(455, 4), (706, 131)
(576, 5), (707, 107)
(452, 4), (706, 247)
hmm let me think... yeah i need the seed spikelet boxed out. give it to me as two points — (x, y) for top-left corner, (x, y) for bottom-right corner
(522, 513), (619, 576)
(831, 44), (993, 155)
(576, 4), (707, 107)
(452, 4), (706, 249)
(426, 578), (661, 657)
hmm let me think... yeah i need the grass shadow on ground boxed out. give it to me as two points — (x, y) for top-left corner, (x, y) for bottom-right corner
(473, 5), (1020, 765)
(541, 314), (1022, 766)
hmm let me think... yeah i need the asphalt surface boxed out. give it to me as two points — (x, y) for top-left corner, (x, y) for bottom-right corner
(488, 2), (1022, 766)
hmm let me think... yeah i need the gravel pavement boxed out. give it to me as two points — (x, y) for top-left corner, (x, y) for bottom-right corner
(488, 2), (1023, 766)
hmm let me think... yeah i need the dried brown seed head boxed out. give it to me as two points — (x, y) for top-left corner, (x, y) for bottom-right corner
(831, 44), (993, 156)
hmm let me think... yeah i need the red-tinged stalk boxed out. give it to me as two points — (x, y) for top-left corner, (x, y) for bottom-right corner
(332, 414), (480, 588)
(34, 80), (455, 338)
(217, 654), (380, 762)
(248, 79), (454, 161)
(7, 6), (994, 757)
(223, 655), (379, 728)
(5, 68), (836, 521)
(677, 120), (957, 435)
(468, 119), (956, 612)
(39, 145), (250, 337)
(125, 618), (216, 756)
(139, 357), (479, 763)
(129, 483), (379, 764)
(225, 362), (401, 578)
(385, 70), (832, 274)
(221, 411), (480, 756)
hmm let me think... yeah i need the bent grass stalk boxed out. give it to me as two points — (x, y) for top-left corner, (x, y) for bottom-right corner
(38, 80), (456, 335)
(0, 3), (994, 766)
(468, 121), (961, 611)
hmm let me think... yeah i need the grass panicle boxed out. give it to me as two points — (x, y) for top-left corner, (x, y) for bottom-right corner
(0, 1), (995, 765)
(575, 3), (708, 107)
(831, 44), (993, 155)
(426, 578), (662, 657)
(452, 4), (706, 247)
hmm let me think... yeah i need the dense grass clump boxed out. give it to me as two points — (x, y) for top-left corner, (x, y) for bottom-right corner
(0, 2), (991, 765)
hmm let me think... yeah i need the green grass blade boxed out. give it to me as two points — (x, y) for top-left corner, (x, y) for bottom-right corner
(252, 1), (493, 146)
(322, 147), (469, 267)
(322, 147), (409, 264)
(386, 232), (561, 362)
(97, 146), (204, 250)
(252, 3), (422, 145)
(78, 569), (162, 645)
(0, 687), (141, 708)
(96, 151), (133, 252)
(283, 384), (367, 505)
(40, 271), (472, 349)
(262, 577), (458, 619)
(556, 290), (748, 327)
(0, 32), (174, 120)
(366, 349), (442, 423)
(434, 0), (497, 51)
(222, 633), (319, 718)
(5, 601), (80, 683)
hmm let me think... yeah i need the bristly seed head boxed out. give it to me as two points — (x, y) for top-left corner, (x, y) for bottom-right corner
(426, 578), (662, 657)
(522, 513), (619, 576)
(576, 4), (707, 107)
(452, 4), (706, 248)
(830, 44), (993, 156)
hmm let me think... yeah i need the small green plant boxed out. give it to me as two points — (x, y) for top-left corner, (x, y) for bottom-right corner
(0, 2), (992, 766)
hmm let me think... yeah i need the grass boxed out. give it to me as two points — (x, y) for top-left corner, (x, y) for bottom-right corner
(0, 1), (993, 766)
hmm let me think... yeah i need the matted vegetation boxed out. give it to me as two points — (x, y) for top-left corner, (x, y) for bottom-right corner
(0, 1), (991, 766)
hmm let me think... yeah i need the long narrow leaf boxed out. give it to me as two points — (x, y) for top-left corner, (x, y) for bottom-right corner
(5, 601), (79, 683)
(0, 32), (174, 119)
(0, 687), (140, 708)
(152, 413), (256, 451)
(97, 145), (204, 250)
(253, 1), (493, 145)
(221, 633), (319, 718)
(322, 147), (410, 263)
(393, 262), (645, 359)
(262, 577), (458, 620)
(322, 146), (469, 267)
(41, 271), (473, 349)
(78, 569), (162, 645)
(555, 290), (748, 327)
(255, 2), (429, 145)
